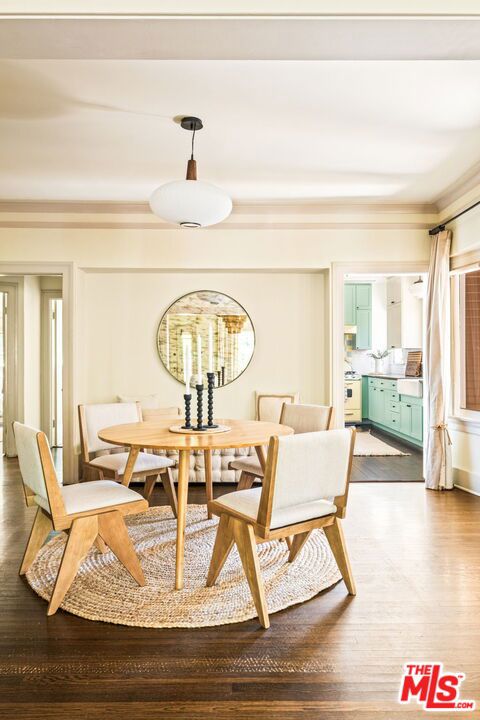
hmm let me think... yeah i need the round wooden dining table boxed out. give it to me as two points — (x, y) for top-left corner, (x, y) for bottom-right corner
(98, 418), (293, 590)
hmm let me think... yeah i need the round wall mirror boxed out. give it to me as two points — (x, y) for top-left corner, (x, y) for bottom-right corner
(157, 290), (255, 387)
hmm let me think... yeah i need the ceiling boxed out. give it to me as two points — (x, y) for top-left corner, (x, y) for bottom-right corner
(1, 11), (480, 205)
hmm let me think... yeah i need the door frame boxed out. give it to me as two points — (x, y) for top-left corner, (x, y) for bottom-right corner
(0, 280), (20, 456)
(331, 261), (429, 434)
(41, 289), (63, 446)
(0, 262), (76, 482)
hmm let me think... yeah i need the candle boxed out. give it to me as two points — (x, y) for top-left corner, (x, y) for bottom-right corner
(208, 323), (214, 372)
(197, 333), (202, 380)
(185, 349), (191, 395)
(183, 334), (192, 393)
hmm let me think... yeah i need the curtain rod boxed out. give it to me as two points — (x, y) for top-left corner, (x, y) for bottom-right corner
(429, 199), (480, 236)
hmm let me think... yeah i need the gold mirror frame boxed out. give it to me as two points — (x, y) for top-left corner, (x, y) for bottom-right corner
(157, 290), (255, 387)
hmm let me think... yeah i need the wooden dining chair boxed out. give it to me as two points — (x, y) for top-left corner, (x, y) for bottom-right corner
(230, 402), (333, 491)
(14, 422), (149, 616)
(78, 401), (177, 514)
(255, 392), (299, 422)
(207, 427), (356, 629)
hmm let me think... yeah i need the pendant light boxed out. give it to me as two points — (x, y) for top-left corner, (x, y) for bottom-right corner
(409, 276), (425, 298)
(149, 116), (232, 228)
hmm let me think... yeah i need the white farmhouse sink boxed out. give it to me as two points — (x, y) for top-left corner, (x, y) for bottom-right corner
(397, 378), (423, 398)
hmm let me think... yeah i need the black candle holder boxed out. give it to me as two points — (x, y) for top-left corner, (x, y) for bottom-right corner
(221, 365), (225, 386)
(216, 369), (221, 387)
(207, 372), (218, 428)
(195, 383), (207, 431)
(182, 393), (192, 429)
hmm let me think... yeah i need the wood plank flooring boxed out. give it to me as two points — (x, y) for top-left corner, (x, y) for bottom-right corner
(1, 456), (479, 720)
(351, 429), (424, 483)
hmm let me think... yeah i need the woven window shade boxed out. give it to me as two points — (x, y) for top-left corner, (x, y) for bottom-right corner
(465, 269), (480, 411)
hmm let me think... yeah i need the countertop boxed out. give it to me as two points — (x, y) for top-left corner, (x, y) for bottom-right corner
(364, 373), (423, 381)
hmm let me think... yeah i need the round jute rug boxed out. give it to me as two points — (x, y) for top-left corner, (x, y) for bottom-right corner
(26, 505), (341, 628)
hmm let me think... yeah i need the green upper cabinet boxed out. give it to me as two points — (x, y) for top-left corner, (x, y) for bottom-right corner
(344, 283), (372, 350)
(355, 284), (371, 310)
(344, 284), (356, 325)
(356, 308), (371, 350)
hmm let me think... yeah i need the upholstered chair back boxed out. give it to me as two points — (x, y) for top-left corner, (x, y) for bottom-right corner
(264, 429), (353, 522)
(80, 402), (141, 455)
(256, 392), (299, 423)
(280, 403), (333, 434)
(13, 422), (63, 515)
(141, 407), (181, 422)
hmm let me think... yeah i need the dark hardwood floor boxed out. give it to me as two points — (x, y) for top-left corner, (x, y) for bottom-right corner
(1, 456), (479, 719)
(351, 429), (424, 483)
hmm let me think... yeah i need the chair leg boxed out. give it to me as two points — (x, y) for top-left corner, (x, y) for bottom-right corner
(98, 510), (146, 587)
(236, 471), (257, 491)
(19, 507), (53, 576)
(48, 516), (99, 615)
(287, 530), (312, 563)
(144, 475), (156, 503)
(161, 468), (178, 518)
(233, 519), (270, 629)
(206, 514), (235, 587)
(204, 449), (213, 519)
(94, 535), (109, 554)
(323, 518), (356, 595)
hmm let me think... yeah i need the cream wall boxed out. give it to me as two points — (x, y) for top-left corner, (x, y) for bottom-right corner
(0, 218), (431, 479)
(82, 271), (326, 419)
(0, 226), (430, 270)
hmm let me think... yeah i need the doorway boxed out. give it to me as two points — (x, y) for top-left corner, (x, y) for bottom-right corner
(0, 291), (6, 455)
(332, 262), (429, 482)
(0, 281), (19, 457)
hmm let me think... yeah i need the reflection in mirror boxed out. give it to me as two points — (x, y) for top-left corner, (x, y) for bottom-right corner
(157, 291), (255, 387)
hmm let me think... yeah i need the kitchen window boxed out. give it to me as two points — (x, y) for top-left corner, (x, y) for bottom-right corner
(452, 266), (480, 418)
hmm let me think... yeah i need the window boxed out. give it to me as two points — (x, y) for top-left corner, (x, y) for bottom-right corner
(461, 269), (480, 411)
(454, 267), (480, 417)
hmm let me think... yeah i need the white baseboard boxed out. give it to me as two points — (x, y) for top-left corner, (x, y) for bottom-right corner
(454, 484), (480, 497)
(453, 467), (480, 496)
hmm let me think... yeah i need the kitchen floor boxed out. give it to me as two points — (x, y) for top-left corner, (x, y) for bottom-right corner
(350, 428), (423, 482)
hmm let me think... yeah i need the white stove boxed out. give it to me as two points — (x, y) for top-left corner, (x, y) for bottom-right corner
(344, 370), (362, 423)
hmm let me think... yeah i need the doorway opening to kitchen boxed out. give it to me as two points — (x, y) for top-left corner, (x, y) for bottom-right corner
(342, 270), (427, 482)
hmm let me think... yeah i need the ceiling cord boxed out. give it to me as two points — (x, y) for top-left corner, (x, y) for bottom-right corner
(191, 127), (196, 160)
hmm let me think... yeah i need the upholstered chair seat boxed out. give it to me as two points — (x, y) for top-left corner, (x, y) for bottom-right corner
(89, 451), (173, 475)
(228, 456), (263, 477)
(212, 486), (337, 530)
(34, 479), (143, 516)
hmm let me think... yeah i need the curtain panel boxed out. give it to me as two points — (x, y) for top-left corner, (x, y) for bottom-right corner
(424, 230), (453, 490)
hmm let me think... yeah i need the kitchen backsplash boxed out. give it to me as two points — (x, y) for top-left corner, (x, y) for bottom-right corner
(344, 336), (413, 375)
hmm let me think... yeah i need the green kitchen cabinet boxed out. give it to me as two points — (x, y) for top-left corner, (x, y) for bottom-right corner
(369, 385), (384, 424)
(344, 283), (372, 350)
(355, 284), (371, 310)
(362, 376), (369, 419)
(355, 307), (372, 350)
(411, 404), (423, 442)
(344, 284), (356, 325)
(400, 402), (412, 436)
(366, 376), (423, 447)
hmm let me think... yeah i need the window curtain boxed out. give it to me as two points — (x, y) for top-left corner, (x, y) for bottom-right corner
(424, 229), (453, 490)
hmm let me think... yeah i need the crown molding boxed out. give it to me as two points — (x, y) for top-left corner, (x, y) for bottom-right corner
(435, 161), (480, 213)
(0, 199), (437, 230)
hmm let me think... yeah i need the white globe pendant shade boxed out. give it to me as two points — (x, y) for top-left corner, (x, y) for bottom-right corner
(149, 179), (232, 228)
